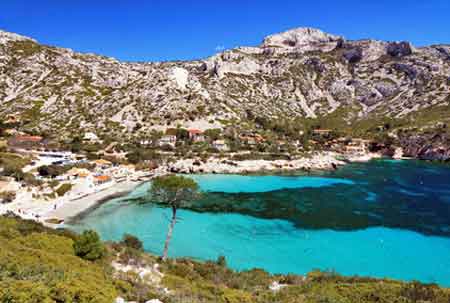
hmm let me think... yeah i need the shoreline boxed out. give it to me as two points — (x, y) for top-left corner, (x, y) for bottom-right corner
(43, 180), (142, 226)
(62, 180), (145, 223)
(3, 152), (384, 226)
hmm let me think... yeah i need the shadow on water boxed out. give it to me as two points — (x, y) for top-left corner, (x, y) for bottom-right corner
(129, 160), (450, 237)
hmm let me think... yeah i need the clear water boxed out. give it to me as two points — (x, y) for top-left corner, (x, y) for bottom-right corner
(68, 160), (450, 286)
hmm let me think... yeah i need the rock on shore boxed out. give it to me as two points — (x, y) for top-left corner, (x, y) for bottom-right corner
(167, 152), (345, 174)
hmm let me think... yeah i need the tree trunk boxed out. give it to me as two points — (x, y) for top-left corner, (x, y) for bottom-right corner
(162, 206), (177, 261)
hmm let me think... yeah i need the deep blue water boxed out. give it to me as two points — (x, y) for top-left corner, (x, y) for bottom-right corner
(67, 160), (450, 286)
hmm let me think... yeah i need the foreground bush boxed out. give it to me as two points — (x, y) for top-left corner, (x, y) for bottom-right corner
(0, 217), (116, 303)
(73, 229), (106, 261)
(121, 233), (143, 251)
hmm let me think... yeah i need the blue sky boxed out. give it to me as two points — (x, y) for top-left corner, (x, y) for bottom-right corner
(0, 1), (449, 62)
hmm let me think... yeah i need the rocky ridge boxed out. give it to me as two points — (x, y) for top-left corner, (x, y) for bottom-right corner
(0, 27), (449, 142)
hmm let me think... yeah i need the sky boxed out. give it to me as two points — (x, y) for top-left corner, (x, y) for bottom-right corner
(0, 1), (449, 62)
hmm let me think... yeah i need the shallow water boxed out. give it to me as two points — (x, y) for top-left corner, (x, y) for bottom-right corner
(68, 160), (450, 286)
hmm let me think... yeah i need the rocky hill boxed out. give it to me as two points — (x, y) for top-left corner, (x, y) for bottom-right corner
(0, 27), (449, 142)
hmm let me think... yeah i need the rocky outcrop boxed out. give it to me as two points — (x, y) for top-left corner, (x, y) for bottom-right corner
(343, 47), (363, 63)
(261, 27), (343, 53)
(386, 41), (414, 57)
(167, 153), (345, 174)
(398, 132), (450, 161)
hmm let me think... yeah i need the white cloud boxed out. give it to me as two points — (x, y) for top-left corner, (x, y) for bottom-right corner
(215, 45), (225, 51)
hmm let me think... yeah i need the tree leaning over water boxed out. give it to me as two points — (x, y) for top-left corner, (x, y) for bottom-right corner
(148, 175), (200, 261)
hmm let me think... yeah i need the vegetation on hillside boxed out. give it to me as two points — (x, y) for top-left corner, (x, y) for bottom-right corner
(0, 215), (449, 303)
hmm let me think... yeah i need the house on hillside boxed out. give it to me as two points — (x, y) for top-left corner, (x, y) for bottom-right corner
(312, 129), (332, 136)
(8, 135), (43, 150)
(239, 133), (265, 146)
(345, 139), (372, 154)
(93, 175), (112, 186)
(139, 139), (153, 146)
(83, 132), (100, 143)
(92, 159), (113, 169)
(66, 168), (91, 180)
(158, 135), (177, 147)
(212, 140), (229, 151)
(188, 129), (206, 143)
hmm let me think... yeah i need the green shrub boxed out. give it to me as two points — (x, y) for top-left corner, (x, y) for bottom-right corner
(73, 230), (106, 261)
(121, 233), (143, 251)
(216, 255), (227, 267)
(55, 183), (72, 197)
(0, 216), (116, 303)
(0, 191), (16, 203)
(37, 164), (70, 178)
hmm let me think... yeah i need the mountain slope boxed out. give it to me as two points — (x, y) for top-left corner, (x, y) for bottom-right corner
(0, 28), (449, 142)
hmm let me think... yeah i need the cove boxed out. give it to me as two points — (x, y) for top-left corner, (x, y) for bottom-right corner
(67, 160), (450, 286)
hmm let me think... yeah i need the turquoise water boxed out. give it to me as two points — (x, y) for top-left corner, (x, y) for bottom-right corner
(68, 160), (450, 286)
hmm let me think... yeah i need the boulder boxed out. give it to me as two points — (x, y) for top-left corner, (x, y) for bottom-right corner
(343, 48), (363, 63)
(435, 46), (450, 60)
(392, 63), (417, 80)
(386, 41), (413, 57)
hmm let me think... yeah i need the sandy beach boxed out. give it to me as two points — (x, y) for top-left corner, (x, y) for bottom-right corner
(45, 180), (141, 222)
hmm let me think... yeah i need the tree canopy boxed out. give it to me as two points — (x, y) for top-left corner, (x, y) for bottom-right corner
(149, 175), (200, 208)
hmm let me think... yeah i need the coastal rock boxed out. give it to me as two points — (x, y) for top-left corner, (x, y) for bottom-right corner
(168, 153), (345, 175)
(398, 132), (450, 161)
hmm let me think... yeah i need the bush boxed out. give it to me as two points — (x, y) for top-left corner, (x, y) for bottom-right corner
(216, 255), (227, 267)
(0, 216), (116, 303)
(73, 230), (106, 261)
(121, 233), (143, 251)
(38, 164), (69, 178)
(0, 191), (16, 204)
(55, 183), (73, 197)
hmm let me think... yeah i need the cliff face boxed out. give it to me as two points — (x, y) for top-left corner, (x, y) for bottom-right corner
(399, 131), (450, 161)
(0, 27), (449, 143)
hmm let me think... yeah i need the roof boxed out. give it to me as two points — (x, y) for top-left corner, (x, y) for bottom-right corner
(94, 175), (111, 182)
(67, 168), (91, 176)
(188, 129), (203, 135)
(213, 140), (226, 144)
(94, 159), (112, 166)
(313, 129), (332, 133)
(160, 135), (177, 139)
(13, 135), (43, 142)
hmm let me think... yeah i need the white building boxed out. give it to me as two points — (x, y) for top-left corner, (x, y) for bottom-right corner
(158, 135), (177, 147)
(212, 140), (229, 151)
(83, 132), (100, 142)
